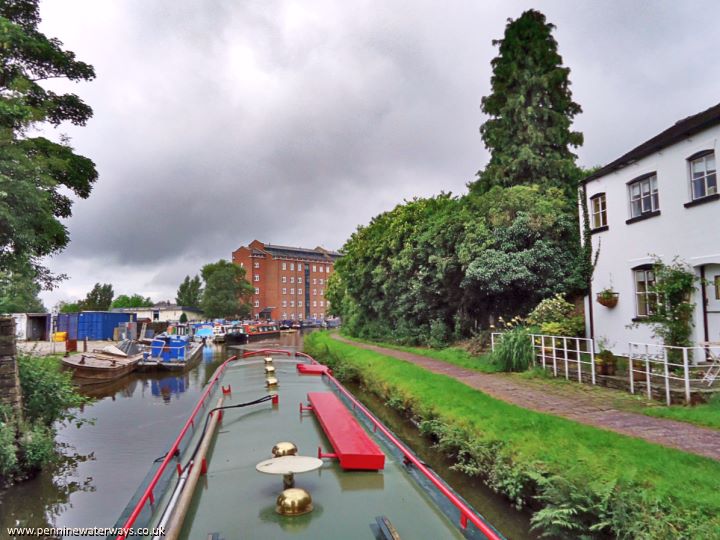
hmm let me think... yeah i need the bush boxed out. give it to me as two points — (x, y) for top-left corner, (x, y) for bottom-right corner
(539, 316), (585, 337)
(18, 355), (88, 427)
(0, 406), (18, 479)
(491, 327), (534, 372)
(18, 423), (56, 473)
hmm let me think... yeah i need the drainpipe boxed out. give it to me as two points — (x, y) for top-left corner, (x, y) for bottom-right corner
(700, 265), (709, 342)
(582, 184), (595, 341)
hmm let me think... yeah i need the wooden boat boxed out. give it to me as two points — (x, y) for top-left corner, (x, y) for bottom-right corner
(113, 349), (502, 540)
(62, 345), (142, 384)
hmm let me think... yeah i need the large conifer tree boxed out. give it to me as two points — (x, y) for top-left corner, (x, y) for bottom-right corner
(471, 9), (582, 196)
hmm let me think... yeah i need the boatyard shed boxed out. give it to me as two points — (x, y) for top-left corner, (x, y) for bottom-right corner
(111, 303), (203, 322)
(10, 313), (51, 341)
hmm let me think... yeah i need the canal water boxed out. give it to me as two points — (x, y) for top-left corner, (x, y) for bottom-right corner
(0, 332), (533, 539)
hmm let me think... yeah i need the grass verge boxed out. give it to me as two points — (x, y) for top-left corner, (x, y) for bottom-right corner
(307, 332), (720, 539)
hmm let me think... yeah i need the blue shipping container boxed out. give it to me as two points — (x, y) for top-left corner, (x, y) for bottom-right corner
(77, 312), (135, 340)
(56, 313), (79, 340)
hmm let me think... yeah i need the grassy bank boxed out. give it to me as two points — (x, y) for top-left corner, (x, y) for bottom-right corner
(307, 332), (720, 539)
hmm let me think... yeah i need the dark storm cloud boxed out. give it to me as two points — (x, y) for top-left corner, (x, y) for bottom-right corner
(37, 0), (720, 305)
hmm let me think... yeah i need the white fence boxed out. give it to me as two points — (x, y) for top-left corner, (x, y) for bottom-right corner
(491, 333), (720, 405)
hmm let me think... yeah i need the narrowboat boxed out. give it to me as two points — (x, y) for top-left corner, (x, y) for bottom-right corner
(112, 349), (502, 539)
(246, 322), (281, 342)
(224, 325), (248, 345)
(61, 343), (143, 384)
(139, 335), (204, 371)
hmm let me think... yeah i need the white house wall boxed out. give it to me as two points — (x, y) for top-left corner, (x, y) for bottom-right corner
(585, 124), (720, 354)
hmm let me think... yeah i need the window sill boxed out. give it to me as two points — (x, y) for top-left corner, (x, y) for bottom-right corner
(684, 193), (720, 208)
(631, 316), (650, 322)
(626, 210), (661, 225)
(590, 225), (609, 234)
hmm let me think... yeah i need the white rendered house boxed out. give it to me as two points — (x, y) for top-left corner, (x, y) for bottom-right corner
(581, 103), (720, 354)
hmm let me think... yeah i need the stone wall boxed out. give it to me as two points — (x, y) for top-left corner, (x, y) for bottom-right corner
(0, 317), (22, 414)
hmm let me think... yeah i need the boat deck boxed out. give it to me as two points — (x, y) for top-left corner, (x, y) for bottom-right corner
(115, 353), (498, 539)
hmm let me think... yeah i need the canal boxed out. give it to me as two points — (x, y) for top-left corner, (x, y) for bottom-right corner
(0, 332), (534, 539)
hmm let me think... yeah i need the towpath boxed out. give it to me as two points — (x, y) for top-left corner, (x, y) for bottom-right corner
(331, 335), (720, 461)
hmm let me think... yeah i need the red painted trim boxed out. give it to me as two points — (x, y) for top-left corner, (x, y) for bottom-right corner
(116, 355), (238, 540)
(241, 349), (292, 358)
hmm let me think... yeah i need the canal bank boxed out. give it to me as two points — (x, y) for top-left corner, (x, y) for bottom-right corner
(305, 332), (720, 539)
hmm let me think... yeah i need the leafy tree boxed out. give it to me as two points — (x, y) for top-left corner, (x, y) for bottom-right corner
(176, 274), (202, 307)
(470, 9), (582, 198)
(79, 283), (113, 311)
(57, 301), (80, 313)
(0, 0), (97, 288)
(200, 260), (253, 319)
(110, 294), (153, 309)
(0, 267), (45, 313)
(178, 312), (188, 323)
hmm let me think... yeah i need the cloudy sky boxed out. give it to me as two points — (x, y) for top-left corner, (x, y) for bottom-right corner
(36, 0), (719, 308)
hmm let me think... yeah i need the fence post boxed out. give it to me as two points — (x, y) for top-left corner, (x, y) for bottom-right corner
(563, 337), (569, 380)
(541, 335), (546, 370)
(491, 333), (495, 352)
(552, 336), (557, 376)
(683, 348), (691, 405)
(629, 344), (634, 395)
(590, 339), (596, 385)
(663, 347), (671, 406)
(645, 344), (652, 400)
(576, 338), (582, 382)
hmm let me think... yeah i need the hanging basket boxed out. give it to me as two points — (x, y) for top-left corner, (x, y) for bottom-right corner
(596, 292), (619, 308)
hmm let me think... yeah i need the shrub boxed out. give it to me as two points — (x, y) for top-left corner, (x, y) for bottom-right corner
(539, 316), (585, 337)
(18, 355), (88, 427)
(527, 293), (576, 326)
(18, 423), (56, 473)
(0, 406), (18, 479)
(491, 327), (534, 372)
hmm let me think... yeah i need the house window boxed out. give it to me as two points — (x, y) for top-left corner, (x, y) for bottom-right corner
(254, 274), (260, 282)
(590, 193), (607, 229)
(298, 263), (303, 271)
(290, 263), (294, 270)
(312, 278), (317, 285)
(254, 287), (259, 294)
(312, 265), (317, 272)
(313, 301), (317, 307)
(628, 174), (659, 218)
(320, 266), (324, 273)
(282, 262), (287, 270)
(254, 300), (260, 308)
(281, 276), (286, 283)
(282, 300), (287, 307)
(298, 300), (302, 307)
(313, 289), (317, 296)
(298, 288), (302, 295)
(282, 287), (287, 295)
(319, 278), (324, 285)
(290, 277), (295, 284)
(320, 289), (324, 296)
(253, 261), (260, 268)
(290, 300), (295, 307)
(290, 288), (294, 295)
(634, 268), (658, 317)
(715, 275), (720, 300)
(319, 300), (324, 307)
(689, 152), (717, 200)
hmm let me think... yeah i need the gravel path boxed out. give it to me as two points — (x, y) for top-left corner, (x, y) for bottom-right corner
(332, 335), (720, 461)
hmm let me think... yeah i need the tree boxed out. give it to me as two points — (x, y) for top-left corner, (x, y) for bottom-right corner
(57, 301), (80, 313)
(110, 294), (153, 309)
(0, 268), (45, 313)
(200, 260), (253, 319)
(79, 283), (113, 311)
(176, 274), (202, 307)
(0, 1), (97, 288)
(470, 9), (582, 198)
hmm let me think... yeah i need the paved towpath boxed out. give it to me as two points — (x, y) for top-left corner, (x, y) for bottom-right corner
(332, 335), (720, 461)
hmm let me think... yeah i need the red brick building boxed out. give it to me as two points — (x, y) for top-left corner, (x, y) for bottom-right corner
(232, 240), (341, 321)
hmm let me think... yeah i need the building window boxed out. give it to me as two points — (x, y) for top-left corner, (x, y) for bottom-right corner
(312, 278), (317, 285)
(282, 262), (287, 270)
(312, 265), (317, 272)
(320, 289), (324, 296)
(313, 313), (317, 319)
(313, 289), (317, 296)
(326, 265), (330, 273)
(290, 288), (294, 295)
(298, 264), (303, 271)
(298, 300), (302, 307)
(590, 193), (607, 229)
(290, 313), (295, 319)
(715, 275), (720, 300)
(320, 312), (324, 319)
(254, 287), (259, 294)
(290, 276), (295, 284)
(290, 300), (295, 307)
(313, 301), (317, 307)
(319, 278), (324, 285)
(634, 268), (658, 318)
(239, 262), (244, 268)
(689, 151), (717, 200)
(282, 287), (286, 295)
(290, 262), (294, 270)
(254, 274), (260, 282)
(253, 261), (260, 268)
(319, 266), (324, 273)
(254, 300), (260, 308)
(319, 300), (324, 307)
(281, 276), (286, 283)
(298, 288), (302, 295)
(628, 174), (659, 218)
(282, 312), (287, 318)
(282, 300), (287, 307)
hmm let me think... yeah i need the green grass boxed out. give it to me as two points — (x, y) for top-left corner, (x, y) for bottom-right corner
(641, 394), (720, 430)
(307, 332), (720, 518)
(340, 334), (500, 373)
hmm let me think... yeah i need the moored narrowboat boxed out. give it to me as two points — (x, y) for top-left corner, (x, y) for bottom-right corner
(112, 349), (502, 539)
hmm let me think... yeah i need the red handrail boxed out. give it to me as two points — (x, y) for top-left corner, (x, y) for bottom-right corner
(241, 348), (292, 358)
(116, 355), (238, 540)
(324, 372), (502, 540)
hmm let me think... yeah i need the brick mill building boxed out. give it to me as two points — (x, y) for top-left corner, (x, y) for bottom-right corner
(232, 240), (341, 321)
